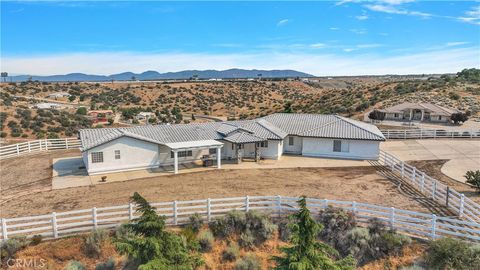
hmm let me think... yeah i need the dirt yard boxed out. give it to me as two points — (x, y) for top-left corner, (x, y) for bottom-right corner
(2, 164), (443, 218)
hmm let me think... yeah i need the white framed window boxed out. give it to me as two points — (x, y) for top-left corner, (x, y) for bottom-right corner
(114, 150), (121, 160)
(91, 152), (104, 163)
(257, 141), (268, 148)
(171, 150), (193, 158)
(288, 137), (294, 146)
(209, 148), (217, 155)
(333, 140), (349, 153)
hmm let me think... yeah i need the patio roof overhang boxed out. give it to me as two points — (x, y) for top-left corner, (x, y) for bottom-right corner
(165, 140), (223, 151)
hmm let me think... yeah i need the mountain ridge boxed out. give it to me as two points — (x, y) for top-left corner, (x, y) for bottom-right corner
(8, 69), (314, 82)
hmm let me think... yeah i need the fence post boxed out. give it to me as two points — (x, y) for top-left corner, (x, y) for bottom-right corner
(1, 218), (8, 240)
(420, 129), (423, 139)
(352, 201), (357, 216)
(431, 214), (437, 239)
(323, 199), (328, 209)
(404, 130), (407, 139)
(276, 195), (282, 218)
(65, 138), (69, 149)
(52, 212), (58, 238)
(390, 207), (395, 230)
(92, 207), (98, 229)
(434, 130), (437, 139)
(411, 167), (416, 183)
(45, 139), (48, 151)
(401, 162), (405, 178)
(16, 144), (20, 155)
(432, 181), (437, 200)
(207, 198), (212, 222)
(128, 203), (134, 220)
(245, 196), (250, 212)
(28, 141), (31, 152)
(387, 130), (390, 139)
(173, 201), (178, 225)
(459, 194), (465, 218)
(421, 173), (425, 193)
(446, 187), (450, 207)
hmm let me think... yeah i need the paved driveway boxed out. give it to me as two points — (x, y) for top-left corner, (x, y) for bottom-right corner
(381, 139), (480, 183)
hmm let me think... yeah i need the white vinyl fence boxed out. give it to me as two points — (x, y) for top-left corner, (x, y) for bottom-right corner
(381, 129), (480, 139)
(379, 150), (480, 224)
(0, 138), (81, 159)
(1, 196), (480, 243)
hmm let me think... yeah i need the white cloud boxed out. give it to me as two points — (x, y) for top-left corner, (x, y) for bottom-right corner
(329, 27), (340, 30)
(458, 6), (480, 25)
(3, 47), (478, 76)
(365, 4), (431, 17)
(310, 43), (327, 48)
(350, 28), (368, 34)
(445, 42), (469, 47)
(356, 14), (369, 20)
(277, 19), (290, 26)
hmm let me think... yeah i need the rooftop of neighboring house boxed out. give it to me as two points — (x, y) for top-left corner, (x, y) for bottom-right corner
(79, 113), (386, 151)
(379, 102), (461, 116)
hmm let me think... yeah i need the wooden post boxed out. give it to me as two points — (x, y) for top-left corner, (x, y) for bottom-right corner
(434, 130), (437, 139)
(421, 173), (425, 193)
(128, 203), (134, 220)
(245, 195), (250, 212)
(431, 214), (437, 239)
(207, 198), (212, 222)
(28, 141), (31, 152)
(411, 167), (416, 183)
(16, 144), (20, 155)
(459, 194), (465, 218)
(45, 139), (48, 151)
(404, 130), (407, 139)
(1, 218), (8, 240)
(390, 207), (395, 230)
(276, 195), (282, 218)
(92, 207), (98, 229)
(323, 199), (328, 209)
(432, 181), (437, 200)
(401, 162), (405, 178)
(52, 212), (58, 238)
(352, 201), (357, 216)
(65, 138), (69, 149)
(446, 187), (450, 207)
(173, 201), (178, 225)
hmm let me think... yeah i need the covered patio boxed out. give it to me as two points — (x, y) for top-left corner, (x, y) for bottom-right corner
(165, 140), (224, 174)
(223, 131), (267, 162)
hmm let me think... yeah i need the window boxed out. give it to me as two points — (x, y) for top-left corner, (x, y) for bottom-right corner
(238, 144), (244, 149)
(438, 116), (442, 120)
(333, 140), (342, 152)
(288, 137), (294, 146)
(394, 113), (399, 118)
(91, 152), (104, 163)
(256, 141), (268, 148)
(114, 150), (121, 160)
(171, 150), (193, 158)
(209, 148), (217, 155)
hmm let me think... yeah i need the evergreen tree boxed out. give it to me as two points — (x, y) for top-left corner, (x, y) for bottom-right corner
(114, 192), (203, 269)
(273, 196), (356, 270)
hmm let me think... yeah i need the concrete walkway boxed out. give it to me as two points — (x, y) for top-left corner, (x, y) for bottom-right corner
(381, 139), (480, 183)
(52, 155), (370, 190)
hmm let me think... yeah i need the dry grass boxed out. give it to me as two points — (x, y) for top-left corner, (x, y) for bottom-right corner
(359, 243), (427, 270)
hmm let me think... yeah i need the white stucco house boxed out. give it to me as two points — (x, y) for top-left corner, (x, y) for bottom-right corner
(79, 113), (386, 175)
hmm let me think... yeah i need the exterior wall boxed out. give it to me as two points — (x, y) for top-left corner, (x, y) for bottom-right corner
(283, 136), (303, 154)
(82, 152), (89, 172)
(385, 112), (404, 120)
(259, 140), (282, 159)
(86, 137), (160, 174)
(430, 114), (449, 122)
(301, 138), (380, 160)
(220, 140), (282, 160)
(157, 145), (211, 165)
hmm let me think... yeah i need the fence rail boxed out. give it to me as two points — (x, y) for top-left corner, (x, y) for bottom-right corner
(380, 129), (480, 139)
(1, 195), (479, 242)
(0, 138), (81, 159)
(379, 150), (480, 224)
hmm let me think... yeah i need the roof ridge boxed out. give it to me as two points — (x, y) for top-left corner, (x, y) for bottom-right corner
(297, 117), (340, 136)
(335, 115), (384, 139)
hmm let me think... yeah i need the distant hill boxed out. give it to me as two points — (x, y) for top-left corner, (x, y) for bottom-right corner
(8, 69), (314, 82)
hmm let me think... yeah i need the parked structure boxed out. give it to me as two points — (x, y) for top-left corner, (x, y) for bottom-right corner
(79, 113), (385, 175)
(373, 102), (462, 122)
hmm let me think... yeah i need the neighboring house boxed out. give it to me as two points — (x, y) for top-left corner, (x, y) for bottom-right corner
(47, 92), (71, 99)
(34, 102), (62, 109)
(78, 113), (386, 175)
(88, 110), (114, 124)
(369, 102), (462, 123)
(136, 112), (155, 121)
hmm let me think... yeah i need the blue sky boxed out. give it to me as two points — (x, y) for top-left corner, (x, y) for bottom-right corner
(1, 1), (479, 75)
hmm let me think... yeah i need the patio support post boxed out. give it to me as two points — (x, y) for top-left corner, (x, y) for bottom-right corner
(216, 146), (221, 169)
(173, 150), (178, 174)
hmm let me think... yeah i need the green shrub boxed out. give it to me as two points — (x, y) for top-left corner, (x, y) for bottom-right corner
(239, 229), (256, 250)
(210, 210), (246, 238)
(245, 211), (277, 244)
(317, 206), (356, 247)
(31, 234), (43, 246)
(340, 227), (372, 264)
(180, 226), (200, 251)
(95, 258), (115, 270)
(465, 170), (480, 192)
(188, 213), (204, 233)
(64, 260), (86, 270)
(277, 219), (293, 242)
(426, 238), (480, 270)
(115, 223), (135, 240)
(197, 230), (214, 252)
(84, 229), (107, 258)
(234, 254), (261, 270)
(0, 235), (29, 261)
(222, 242), (240, 262)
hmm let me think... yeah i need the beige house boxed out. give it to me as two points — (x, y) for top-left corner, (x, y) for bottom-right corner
(375, 103), (461, 122)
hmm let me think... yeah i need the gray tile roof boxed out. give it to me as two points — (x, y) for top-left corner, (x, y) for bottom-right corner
(380, 102), (461, 116)
(79, 113), (385, 151)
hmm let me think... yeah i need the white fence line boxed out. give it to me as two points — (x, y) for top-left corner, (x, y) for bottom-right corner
(380, 129), (480, 140)
(1, 196), (479, 242)
(0, 138), (81, 159)
(379, 150), (480, 224)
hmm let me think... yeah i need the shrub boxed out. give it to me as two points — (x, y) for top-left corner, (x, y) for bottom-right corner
(180, 226), (200, 251)
(277, 219), (293, 242)
(222, 242), (240, 262)
(31, 234), (43, 246)
(197, 230), (214, 252)
(317, 206), (356, 247)
(210, 210), (246, 238)
(426, 238), (480, 270)
(451, 112), (468, 124)
(64, 260), (86, 270)
(115, 223), (135, 240)
(84, 229), (107, 258)
(340, 227), (372, 264)
(0, 235), (29, 261)
(188, 213), (204, 233)
(465, 170), (480, 192)
(368, 110), (385, 121)
(234, 254), (261, 270)
(95, 258), (115, 270)
(239, 230), (256, 250)
(245, 211), (277, 244)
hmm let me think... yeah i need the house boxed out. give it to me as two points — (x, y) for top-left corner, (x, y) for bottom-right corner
(34, 102), (62, 109)
(78, 113), (386, 175)
(47, 92), (71, 99)
(88, 110), (114, 124)
(136, 112), (155, 121)
(371, 102), (462, 122)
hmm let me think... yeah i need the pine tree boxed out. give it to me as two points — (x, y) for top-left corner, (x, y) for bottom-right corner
(273, 196), (356, 270)
(114, 192), (203, 269)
